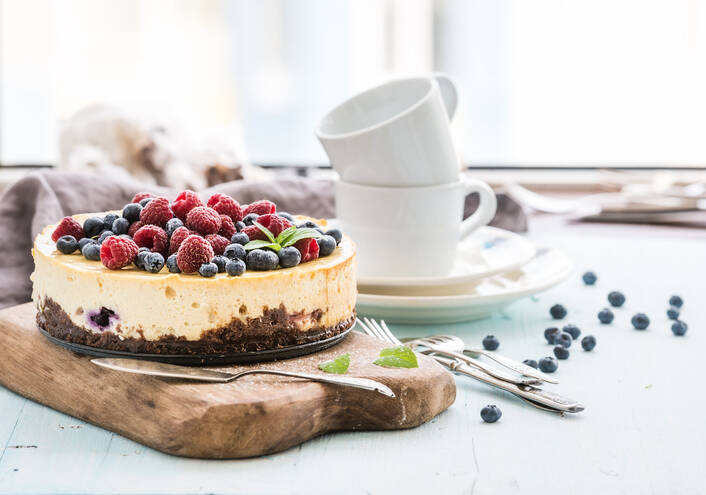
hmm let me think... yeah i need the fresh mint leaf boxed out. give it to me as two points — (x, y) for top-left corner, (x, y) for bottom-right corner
(252, 220), (276, 243)
(373, 345), (418, 368)
(318, 353), (350, 374)
(244, 239), (281, 252)
(280, 228), (322, 248)
(275, 226), (297, 245)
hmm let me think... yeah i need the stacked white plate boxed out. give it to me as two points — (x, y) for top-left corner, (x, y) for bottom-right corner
(355, 226), (573, 324)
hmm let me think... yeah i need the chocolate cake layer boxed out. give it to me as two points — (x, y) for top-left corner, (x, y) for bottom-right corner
(37, 298), (355, 355)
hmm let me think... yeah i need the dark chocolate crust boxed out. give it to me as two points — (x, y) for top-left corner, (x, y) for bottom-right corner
(37, 298), (355, 355)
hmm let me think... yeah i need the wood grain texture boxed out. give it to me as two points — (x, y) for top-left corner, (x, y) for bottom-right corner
(0, 303), (455, 459)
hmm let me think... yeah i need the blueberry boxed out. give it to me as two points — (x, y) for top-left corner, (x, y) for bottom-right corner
(631, 313), (650, 330)
(482, 335), (499, 351)
(226, 258), (246, 276)
(324, 228), (343, 245)
(553, 345), (570, 360)
(669, 295), (683, 308)
(549, 304), (567, 319)
(607, 291), (626, 307)
(317, 235), (336, 257)
(166, 254), (180, 273)
(543, 327), (561, 344)
(199, 262), (218, 277)
(211, 255), (229, 273)
(97, 231), (114, 244)
(78, 237), (96, 251)
(278, 246), (301, 268)
(243, 213), (258, 226)
(562, 324), (581, 340)
(245, 249), (279, 271)
(81, 242), (101, 261)
(223, 243), (246, 261)
(83, 217), (104, 238)
(598, 308), (614, 324)
(122, 203), (142, 223)
(139, 197), (152, 207)
(523, 359), (538, 369)
(56, 235), (78, 254)
(480, 405), (502, 423)
(144, 252), (165, 273)
(165, 218), (184, 237)
(230, 232), (249, 246)
(111, 217), (130, 236)
(582, 271), (597, 285)
(581, 335), (597, 351)
(671, 320), (688, 336)
(298, 221), (319, 229)
(667, 307), (680, 320)
(235, 221), (246, 232)
(134, 248), (150, 270)
(103, 213), (119, 232)
(538, 356), (558, 373)
(554, 332), (572, 348)
(278, 212), (295, 222)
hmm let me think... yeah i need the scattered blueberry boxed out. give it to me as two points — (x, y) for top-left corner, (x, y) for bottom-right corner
(223, 243), (246, 261)
(317, 235), (337, 257)
(538, 356), (558, 373)
(122, 203), (142, 223)
(607, 291), (626, 307)
(581, 335), (596, 351)
(97, 231), (114, 244)
(235, 221), (246, 232)
(278, 212), (295, 222)
(56, 235), (78, 254)
(139, 197), (152, 207)
(482, 335), (500, 351)
(671, 320), (688, 336)
(103, 213), (119, 232)
(667, 307), (680, 320)
(81, 242), (101, 261)
(144, 252), (165, 273)
(278, 246), (301, 268)
(582, 271), (597, 285)
(523, 359), (538, 369)
(246, 249), (279, 271)
(631, 313), (650, 330)
(199, 262), (218, 277)
(549, 304), (567, 319)
(78, 237), (96, 251)
(166, 254), (180, 273)
(325, 228), (343, 245)
(111, 217), (130, 236)
(211, 255), (229, 273)
(554, 332), (572, 348)
(480, 405), (502, 423)
(226, 258), (246, 276)
(134, 248), (150, 270)
(230, 232), (249, 246)
(543, 327), (561, 344)
(598, 308), (614, 324)
(553, 345), (570, 360)
(242, 213), (259, 226)
(83, 217), (104, 238)
(669, 295), (683, 308)
(165, 218), (184, 236)
(298, 221), (319, 229)
(562, 324), (581, 340)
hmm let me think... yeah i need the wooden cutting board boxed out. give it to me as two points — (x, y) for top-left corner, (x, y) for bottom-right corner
(0, 303), (455, 459)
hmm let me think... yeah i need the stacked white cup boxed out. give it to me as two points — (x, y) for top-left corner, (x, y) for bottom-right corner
(316, 75), (497, 279)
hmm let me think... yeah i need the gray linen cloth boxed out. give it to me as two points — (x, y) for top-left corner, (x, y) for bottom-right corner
(0, 171), (525, 309)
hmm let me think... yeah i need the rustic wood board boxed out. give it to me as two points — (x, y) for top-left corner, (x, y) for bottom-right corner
(0, 303), (455, 459)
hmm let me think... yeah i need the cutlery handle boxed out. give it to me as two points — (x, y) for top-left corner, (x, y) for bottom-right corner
(469, 349), (559, 385)
(427, 348), (540, 386)
(236, 370), (395, 397)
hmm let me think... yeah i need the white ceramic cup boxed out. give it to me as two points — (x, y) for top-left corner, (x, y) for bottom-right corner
(317, 74), (460, 187)
(335, 177), (497, 278)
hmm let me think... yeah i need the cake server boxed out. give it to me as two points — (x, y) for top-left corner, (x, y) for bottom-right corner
(91, 358), (395, 397)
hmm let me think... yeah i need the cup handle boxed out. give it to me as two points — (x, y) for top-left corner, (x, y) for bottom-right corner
(433, 73), (458, 121)
(459, 177), (498, 239)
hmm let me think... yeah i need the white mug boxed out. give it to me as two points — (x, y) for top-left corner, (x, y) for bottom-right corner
(317, 74), (460, 187)
(335, 177), (497, 278)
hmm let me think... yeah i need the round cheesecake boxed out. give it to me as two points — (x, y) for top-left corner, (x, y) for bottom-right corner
(31, 213), (357, 355)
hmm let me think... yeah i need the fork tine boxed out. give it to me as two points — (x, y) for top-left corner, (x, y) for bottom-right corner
(379, 320), (403, 346)
(359, 317), (383, 341)
(363, 317), (396, 344)
(356, 318), (375, 338)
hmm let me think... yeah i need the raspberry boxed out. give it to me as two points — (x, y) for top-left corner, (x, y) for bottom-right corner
(207, 193), (243, 222)
(168, 226), (194, 255)
(171, 190), (204, 221)
(177, 235), (214, 274)
(257, 214), (292, 237)
(133, 225), (169, 255)
(100, 236), (139, 270)
(51, 217), (85, 242)
(294, 237), (319, 263)
(218, 215), (237, 239)
(243, 200), (276, 217)
(205, 234), (230, 255)
(127, 221), (144, 237)
(131, 192), (155, 203)
(186, 206), (221, 235)
(140, 196), (173, 228)
(241, 224), (268, 241)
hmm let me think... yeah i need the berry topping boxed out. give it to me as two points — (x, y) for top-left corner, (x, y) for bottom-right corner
(243, 200), (276, 217)
(316, 235), (336, 257)
(56, 235), (79, 254)
(166, 254), (180, 273)
(598, 308), (614, 324)
(139, 197), (153, 207)
(278, 246), (301, 268)
(133, 225), (169, 255)
(607, 291), (626, 307)
(298, 220), (319, 229)
(81, 242), (101, 261)
(122, 203), (142, 223)
(480, 405), (502, 423)
(325, 228), (343, 245)
(139, 196), (173, 228)
(231, 232), (249, 246)
(538, 356), (558, 373)
(199, 262), (218, 277)
(83, 217), (105, 238)
(550, 304), (567, 319)
(97, 230), (114, 244)
(102, 213), (119, 232)
(242, 213), (259, 226)
(223, 243), (246, 261)
(241, 224), (268, 241)
(581, 335), (597, 351)
(111, 217), (130, 236)
(131, 192), (155, 203)
(562, 324), (581, 340)
(294, 237), (319, 263)
(258, 214), (293, 237)
(211, 255), (229, 273)
(100, 236), (139, 270)
(171, 190), (204, 221)
(176, 235), (215, 274)
(165, 218), (184, 236)
(168, 226), (193, 255)
(218, 215), (237, 239)
(631, 313), (650, 330)
(186, 206), (222, 235)
(205, 234), (230, 256)
(582, 271), (597, 285)
(278, 212), (295, 222)
(226, 258), (246, 276)
(207, 193), (243, 222)
(482, 335), (499, 350)
(134, 248), (150, 270)
(669, 295), (684, 308)
(667, 307), (680, 320)
(127, 221), (144, 237)
(523, 359), (538, 369)
(52, 217), (85, 242)
(553, 345), (570, 360)
(671, 320), (688, 336)
(543, 327), (561, 344)
(78, 237), (96, 251)
(235, 220), (246, 232)
(143, 252), (165, 273)
(245, 249), (279, 271)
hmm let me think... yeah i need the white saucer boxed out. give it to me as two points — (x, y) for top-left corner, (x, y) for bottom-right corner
(356, 226), (536, 289)
(356, 247), (573, 324)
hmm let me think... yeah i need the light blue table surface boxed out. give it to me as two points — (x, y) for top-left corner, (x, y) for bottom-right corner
(1, 230), (704, 494)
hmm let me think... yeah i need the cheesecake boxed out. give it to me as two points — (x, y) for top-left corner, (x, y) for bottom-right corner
(31, 194), (357, 355)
